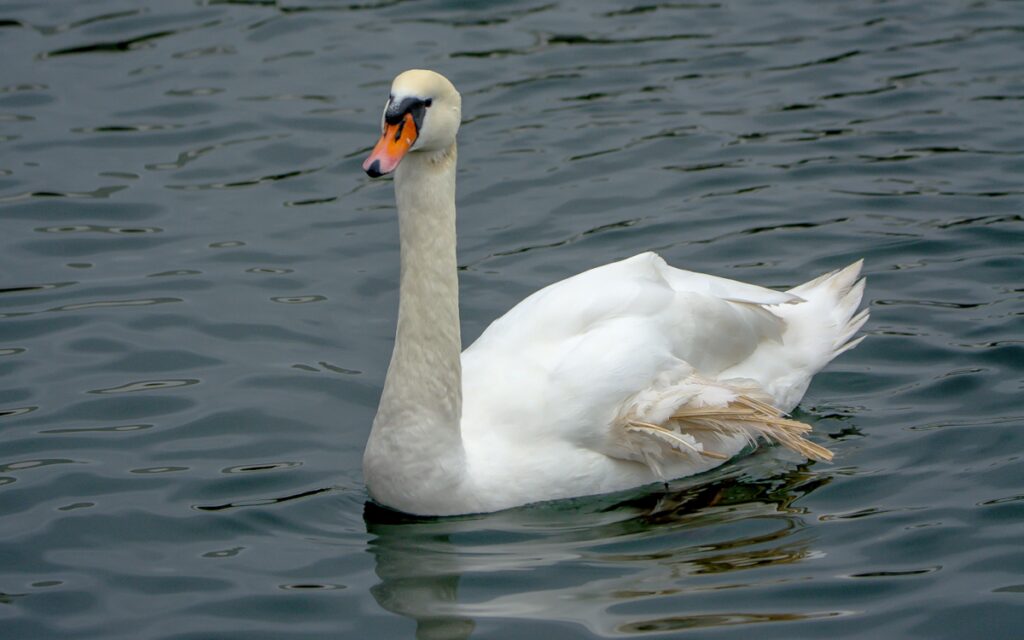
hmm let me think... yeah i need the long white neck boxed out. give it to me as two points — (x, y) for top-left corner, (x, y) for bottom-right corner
(363, 144), (465, 512)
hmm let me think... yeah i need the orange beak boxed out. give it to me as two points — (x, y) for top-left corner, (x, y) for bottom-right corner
(363, 112), (418, 177)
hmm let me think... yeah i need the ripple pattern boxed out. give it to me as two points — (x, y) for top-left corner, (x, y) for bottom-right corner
(1, 0), (1022, 639)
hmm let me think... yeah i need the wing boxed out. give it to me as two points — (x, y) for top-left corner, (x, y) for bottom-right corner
(459, 252), (800, 449)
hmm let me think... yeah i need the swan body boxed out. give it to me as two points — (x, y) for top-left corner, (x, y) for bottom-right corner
(361, 70), (868, 516)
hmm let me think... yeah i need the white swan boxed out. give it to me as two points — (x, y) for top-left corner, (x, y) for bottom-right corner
(360, 70), (868, 516)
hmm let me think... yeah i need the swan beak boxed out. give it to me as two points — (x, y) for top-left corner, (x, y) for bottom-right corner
(363, 113), (418, 178)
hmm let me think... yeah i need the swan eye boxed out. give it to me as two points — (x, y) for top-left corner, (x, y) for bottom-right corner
(424, 98), (433, 107)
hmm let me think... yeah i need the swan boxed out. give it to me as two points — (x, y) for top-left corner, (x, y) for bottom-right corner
(360, 69), (868, 516)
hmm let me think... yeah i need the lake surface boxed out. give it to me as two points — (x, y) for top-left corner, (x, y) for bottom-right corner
(2, 0), (1022, 638)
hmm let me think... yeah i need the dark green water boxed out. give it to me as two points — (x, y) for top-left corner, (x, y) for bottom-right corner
(2, 1), (1022, 638)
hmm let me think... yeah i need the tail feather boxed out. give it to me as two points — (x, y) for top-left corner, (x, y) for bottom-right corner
(788, 259), (864, 299)
(720, 259), (868, 414)
(838, 278), (866, 322)
(833, 334), (866, 358)
(833, 308), (869, 356)
(785, 259), (869, 369)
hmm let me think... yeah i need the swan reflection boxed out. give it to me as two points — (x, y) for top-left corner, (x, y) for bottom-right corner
(365, 459), (836, 639)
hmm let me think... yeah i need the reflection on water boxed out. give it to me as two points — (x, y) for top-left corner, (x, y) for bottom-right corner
(366, 463), (834, 638)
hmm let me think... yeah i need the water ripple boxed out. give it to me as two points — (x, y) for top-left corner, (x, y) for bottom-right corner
(1, 0), (1022, 638)
(89, 379), (199, 394)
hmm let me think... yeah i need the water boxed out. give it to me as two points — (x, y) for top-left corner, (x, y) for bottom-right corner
(1, 0), (1022, 637)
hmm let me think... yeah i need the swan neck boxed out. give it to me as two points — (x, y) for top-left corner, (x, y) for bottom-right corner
(391, 144), (462, 421)
(365, 144), (464, 512)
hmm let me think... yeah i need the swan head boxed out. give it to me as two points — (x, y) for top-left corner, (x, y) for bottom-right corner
(363, 69), (462, 178)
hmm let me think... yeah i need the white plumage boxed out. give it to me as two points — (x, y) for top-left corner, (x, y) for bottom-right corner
(360, 70), (868, 516)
